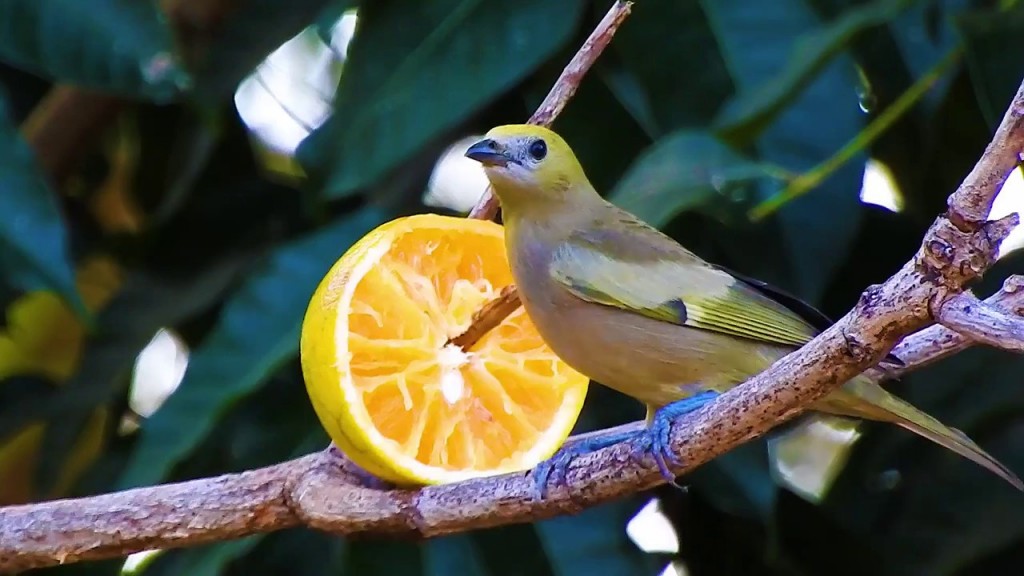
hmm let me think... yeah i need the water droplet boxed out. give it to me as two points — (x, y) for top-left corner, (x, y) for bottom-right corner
(855, 66), (876, 114)
(857, 91), (877, 114)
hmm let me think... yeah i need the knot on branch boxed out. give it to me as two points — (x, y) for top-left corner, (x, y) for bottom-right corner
(918, 213), (1016, 288)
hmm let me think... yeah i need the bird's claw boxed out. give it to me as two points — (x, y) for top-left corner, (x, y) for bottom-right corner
(530, 391), (719, 498)
(531, 431), (637, 500)
(637, 391), (720, 486)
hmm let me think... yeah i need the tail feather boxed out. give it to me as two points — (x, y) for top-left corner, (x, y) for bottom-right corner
(824, 377), (1024, 491)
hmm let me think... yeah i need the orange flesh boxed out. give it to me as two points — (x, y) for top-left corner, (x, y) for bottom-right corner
(345, 229), (573, 471)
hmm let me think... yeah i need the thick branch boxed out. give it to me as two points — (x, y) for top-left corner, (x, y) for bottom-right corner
(890, 275), (1024, 369)
(947, 83), (1024, 228)
(0, 457), (301, 571)
(4, 277), (1024, 572)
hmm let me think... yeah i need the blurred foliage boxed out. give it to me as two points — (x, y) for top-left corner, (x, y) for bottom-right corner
(1, 0), (1024, 575)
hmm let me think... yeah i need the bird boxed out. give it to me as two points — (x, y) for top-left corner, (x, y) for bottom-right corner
(463, 123), (1023, 497)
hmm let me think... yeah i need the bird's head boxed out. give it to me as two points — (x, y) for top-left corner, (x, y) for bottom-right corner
(464, 125), (591, 210)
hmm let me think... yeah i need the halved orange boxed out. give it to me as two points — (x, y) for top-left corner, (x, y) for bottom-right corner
(299, 213), (589, 485)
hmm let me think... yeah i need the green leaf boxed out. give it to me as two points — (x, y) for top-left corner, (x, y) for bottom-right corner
(609, 0), (735, 135)
(886, 0), (966, 113)
(188, 0), (343, 104)
(345, 540), (424, 575)
(700, 0), (868, 301)
(143, 538), (262, 576)
(608, 130), (781, 229)
(424, 535), (490, 576)
(0, 0), (189, 101)
(472, 524), (557, 576)
(0, 90), (85, 319)
(713, 0), (911, 144)
(118, 207), (387, 488)
(957, 4), (1024, 128)
(28, 257), (253, 495)
(298, 0), (586, 198)
(534, 501), (657, 576)
(690, 442), (777, 522)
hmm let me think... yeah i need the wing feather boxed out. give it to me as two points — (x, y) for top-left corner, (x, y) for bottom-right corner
(550, 206), (817, 347)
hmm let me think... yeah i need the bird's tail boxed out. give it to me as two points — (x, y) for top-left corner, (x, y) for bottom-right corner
(819, 375), (1023, 492)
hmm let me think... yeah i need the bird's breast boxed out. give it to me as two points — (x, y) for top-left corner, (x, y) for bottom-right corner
(507, 232), (785, 407)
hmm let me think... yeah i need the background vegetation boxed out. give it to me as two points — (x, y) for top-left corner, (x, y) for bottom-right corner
(2, 0), (1024, 574)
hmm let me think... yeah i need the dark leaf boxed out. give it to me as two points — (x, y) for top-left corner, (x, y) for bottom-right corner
(298, 0), (587, 198)
(0, 0), (188, 101)
(713, 0), (911, 144)
(145, 537), (263, 576)
(0, 91), (85, 318)
(344, 539), (423, 575)
(117, 207), (387, 488)
(25, 255), (253, 495)
(608, 0), (734, 135)
(534, 500), (658, 576)
(608, 130), (780, 228)
(423, 534), (489, 576)
(701, 0), (868, 301)
(957, 4), (1024, 128)
(187, 0), (346, 104)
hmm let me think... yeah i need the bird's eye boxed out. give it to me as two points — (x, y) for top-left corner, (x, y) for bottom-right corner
(528, 139), (547, 161)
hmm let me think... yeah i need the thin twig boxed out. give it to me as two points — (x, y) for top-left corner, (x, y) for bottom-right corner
(454, 1), (634, 350)
(468, 1), (633, 221)
(448, 285), (521, 349)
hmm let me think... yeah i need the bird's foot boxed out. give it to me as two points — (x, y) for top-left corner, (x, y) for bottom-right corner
(635, 391), (721, 485)
(530, 391), (720, 498)
(532, 429), (639, 500)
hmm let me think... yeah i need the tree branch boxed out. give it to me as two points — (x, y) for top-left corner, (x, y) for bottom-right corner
(4, 275), (1024, 571)
(936, 286), (1024, 352)
(4, 7), (1024, 575)
(892, 277), (1024, 367)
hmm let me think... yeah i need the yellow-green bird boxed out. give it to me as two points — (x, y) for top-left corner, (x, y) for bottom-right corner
(464, 124), (1023, 496)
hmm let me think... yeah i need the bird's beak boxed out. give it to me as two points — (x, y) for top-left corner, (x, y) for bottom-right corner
(465, 138), (512, 167)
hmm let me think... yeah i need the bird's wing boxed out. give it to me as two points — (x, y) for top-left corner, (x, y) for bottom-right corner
(549, 207), (817, 347)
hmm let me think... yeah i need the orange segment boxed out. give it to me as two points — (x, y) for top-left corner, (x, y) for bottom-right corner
(300, 214), (589, 485)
